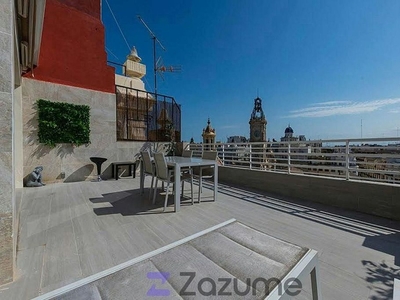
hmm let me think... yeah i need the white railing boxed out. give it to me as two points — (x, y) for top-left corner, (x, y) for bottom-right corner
(185, 137), (400, 185)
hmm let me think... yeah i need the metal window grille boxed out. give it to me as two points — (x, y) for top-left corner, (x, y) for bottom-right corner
(116, 85), (181, 142)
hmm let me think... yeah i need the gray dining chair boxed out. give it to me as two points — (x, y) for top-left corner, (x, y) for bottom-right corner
(197, 151), (218, 203)
(152, 152), (194, 211)
(181, 149), (193, 195)
(141, 150), (155, 201)
(182, 150), (193, 158)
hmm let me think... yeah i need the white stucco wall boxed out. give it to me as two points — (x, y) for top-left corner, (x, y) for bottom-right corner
(21, 78), (149, 184)
(115, 74), (145, 90)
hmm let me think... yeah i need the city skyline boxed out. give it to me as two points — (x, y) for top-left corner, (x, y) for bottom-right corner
(102, 0), (400, 142)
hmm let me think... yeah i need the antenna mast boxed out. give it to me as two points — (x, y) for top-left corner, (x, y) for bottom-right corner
(137, 16), (165, 95)
(137, 16), (181, 95)
(361, 119), (363, 138)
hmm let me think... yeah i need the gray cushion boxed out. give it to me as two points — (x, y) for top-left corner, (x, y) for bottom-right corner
(55, 222), (309, 300)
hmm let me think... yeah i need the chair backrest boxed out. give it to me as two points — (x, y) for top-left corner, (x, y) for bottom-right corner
(141, 151), (153, 175)
(153, 152), (169, 180)
(202, 151), (218, 160)
(182, 150), (193, 158)
(200, 151), (218, 177)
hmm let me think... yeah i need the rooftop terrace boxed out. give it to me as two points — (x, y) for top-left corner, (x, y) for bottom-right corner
(0, 177), (399, 299)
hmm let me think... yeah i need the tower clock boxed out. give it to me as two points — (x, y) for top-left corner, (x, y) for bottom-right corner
(249, 97), (267, 142)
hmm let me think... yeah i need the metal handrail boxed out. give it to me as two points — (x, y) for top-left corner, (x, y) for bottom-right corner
(115, 85), (181, 142)
(186, 137), (400, 185)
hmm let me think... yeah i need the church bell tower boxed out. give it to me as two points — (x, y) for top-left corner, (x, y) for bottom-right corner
(202, 118), (216, 150)
(249, 97), (267, 142)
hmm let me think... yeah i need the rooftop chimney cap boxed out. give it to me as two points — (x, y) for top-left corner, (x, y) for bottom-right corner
(127, 46), (142, 62)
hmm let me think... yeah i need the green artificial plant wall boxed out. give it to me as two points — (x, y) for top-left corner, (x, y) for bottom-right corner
(37, 99), (90, 147)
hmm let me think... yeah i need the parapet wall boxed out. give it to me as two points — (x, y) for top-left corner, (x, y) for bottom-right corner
(219, 166), (400, 221)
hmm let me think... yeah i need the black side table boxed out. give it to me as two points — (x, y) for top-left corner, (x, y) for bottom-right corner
(90, 157), (107, 181)
(112, 161), (136, 180)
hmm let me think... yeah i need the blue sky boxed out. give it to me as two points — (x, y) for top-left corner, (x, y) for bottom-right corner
(102, 0), (400, 142)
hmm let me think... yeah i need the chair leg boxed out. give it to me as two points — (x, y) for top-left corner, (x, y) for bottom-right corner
(149, 176), (154, 202)
(181, 181), (184, 197)
(190, 176), (194, 205)
(164, 181), (170, 212)
(198, 169), (203, 203)
(199, 168), (203, 193)
(152, 178), (158, 205)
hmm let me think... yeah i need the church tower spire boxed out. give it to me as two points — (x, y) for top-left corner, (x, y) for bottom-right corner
(202, 118), (216, 150)
(249, 97), (267, 142)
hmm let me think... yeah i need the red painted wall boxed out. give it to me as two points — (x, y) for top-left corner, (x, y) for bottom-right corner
(24, 0), (115, 93)
(58, 0), (100, 19)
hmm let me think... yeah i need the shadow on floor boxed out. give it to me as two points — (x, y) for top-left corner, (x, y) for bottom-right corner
(89, 188), (194, 216)
(64, 164), (94, 182)
(88, 179), (400, 298)
(208, 180), (400, 259)
(208, 180), (400, 298)
(362, 260), (400, 300)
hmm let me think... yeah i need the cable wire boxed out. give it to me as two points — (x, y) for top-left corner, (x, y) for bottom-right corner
(105, 47), (120, 61)
(104, 0), (131, 51)
(143, 76), (154, 94)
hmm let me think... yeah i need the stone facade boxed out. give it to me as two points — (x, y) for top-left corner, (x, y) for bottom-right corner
(0, 215), (12, 284)
(0, 0), (14, 285)
(21, 78), (147, 184)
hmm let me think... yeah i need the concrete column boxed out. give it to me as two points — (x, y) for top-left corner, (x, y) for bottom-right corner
(0, 0), (15, 285)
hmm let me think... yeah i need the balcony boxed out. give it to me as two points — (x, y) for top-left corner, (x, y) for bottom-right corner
(188, 138), (400, 221)
(2, 138), (400, 298)
(189, 137), (400, 184)
(115, 86), (181, 142)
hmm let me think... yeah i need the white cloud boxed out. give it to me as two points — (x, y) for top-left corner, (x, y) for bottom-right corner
(312, 100), (352, 106)
(389, 109), (400, 113)
(286, 98), (400, 118)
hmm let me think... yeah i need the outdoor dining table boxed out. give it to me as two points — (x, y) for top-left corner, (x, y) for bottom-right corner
(140, 156), (218, 212)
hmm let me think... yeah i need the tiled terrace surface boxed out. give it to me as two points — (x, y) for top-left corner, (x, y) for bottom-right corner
(1, 176), (400, 299)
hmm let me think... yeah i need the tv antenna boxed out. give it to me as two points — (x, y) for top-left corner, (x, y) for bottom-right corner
(155, 57), (181, 82)
(137, 16), (181, 95)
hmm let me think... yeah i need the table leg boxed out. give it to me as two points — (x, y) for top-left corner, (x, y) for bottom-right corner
(174, 164), (181, 212)
(311, 266), (321, 299)
(214, 163), (218, 202)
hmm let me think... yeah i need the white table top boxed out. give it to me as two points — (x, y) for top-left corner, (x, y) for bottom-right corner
(164, 156), (217, 167)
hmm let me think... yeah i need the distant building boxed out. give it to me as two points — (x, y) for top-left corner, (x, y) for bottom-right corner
(227, 136), (248, 143)
(272, 125), (322, 167)
(280, 124), (306, 142)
